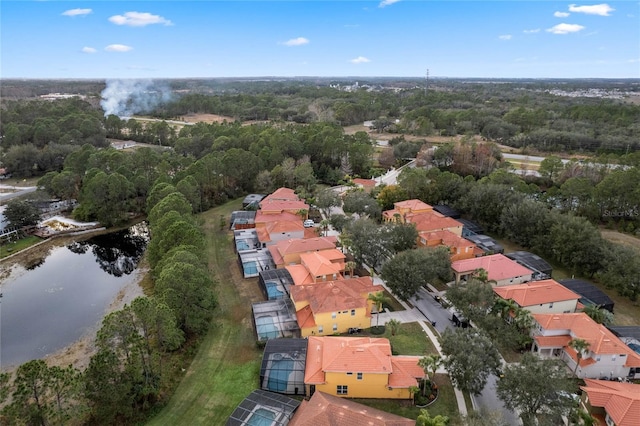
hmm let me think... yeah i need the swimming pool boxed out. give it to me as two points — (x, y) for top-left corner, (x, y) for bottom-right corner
(243, 261), (258, 276)
(265, 281), (284, 299)
(256, 316), (279, 340)
(629, 343), (640, 354)
(267, 358), (294, 392)
(246, 407), (276, 426)
(236, 240), (250, 251)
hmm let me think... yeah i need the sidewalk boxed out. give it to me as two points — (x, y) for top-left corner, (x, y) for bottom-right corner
(369, 273), (468, 416)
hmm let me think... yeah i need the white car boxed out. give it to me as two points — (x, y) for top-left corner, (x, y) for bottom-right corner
(303, 219), (315, 228)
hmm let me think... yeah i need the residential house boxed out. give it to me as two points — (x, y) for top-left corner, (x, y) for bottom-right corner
(303, 336), (425, 399)
(418, 230), (479, 261)
(285, 251), (346, 286)
(259, 187), (310, 217)
(352, 178), (377, 193)
(288, 391), (415, 426)
(451, 253), (533, 286)
(268, 236), (339, 269)
(493, 279), (581, 314)
(382, 199), (433, 222)
(254, 211), (306, 246)
(579, 379), (640, 426)
(531, 313), (640, 379)
(289, 277), (383, 336)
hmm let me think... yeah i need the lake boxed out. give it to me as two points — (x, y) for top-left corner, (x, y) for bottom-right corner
(0, 223), (148, 369)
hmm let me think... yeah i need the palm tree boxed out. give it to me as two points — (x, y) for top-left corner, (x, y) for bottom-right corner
(345, 261), (357, 278)
(513, 308), (534, 332)
(419, 354), (442, 389)
(386, 318), (401, 336)
(568, 338), (591, 377)
(368, 291), (389, 327)
(493, 298), (519, 321)
(319, 218), (330, 237)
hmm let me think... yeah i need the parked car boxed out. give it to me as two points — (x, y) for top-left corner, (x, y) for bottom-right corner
(303, 219), (315, 228)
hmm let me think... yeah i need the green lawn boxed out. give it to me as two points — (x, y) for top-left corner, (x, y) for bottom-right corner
(147, 199), (262, 425)
(387, 322), (439, 356)
(0, 236), (42, 259)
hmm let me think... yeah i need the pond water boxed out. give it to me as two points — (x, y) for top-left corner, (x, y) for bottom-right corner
(0, 222), (148, 368)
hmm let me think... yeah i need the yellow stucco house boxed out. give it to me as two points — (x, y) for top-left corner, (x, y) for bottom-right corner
(289, 277), (383, 337)
(304, 336), (425, 399)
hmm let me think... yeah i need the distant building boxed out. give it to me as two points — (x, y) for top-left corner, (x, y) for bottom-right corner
(451, 253), (533, 286)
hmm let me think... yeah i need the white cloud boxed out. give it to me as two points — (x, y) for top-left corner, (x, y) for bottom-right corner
(105, 44), (133, 52)
(523, 29), (540, 34)
(282, 37), (309, 47)
(379, 0), (401, 8)
(62, 8), (92, 17)
(546, 23), (585, 34)
(81, 47), (97, 54)
(108, 11), (173, 27)
(568, 4), (615, 16)
(499, 34), (512, 40)
(554, 11), (570, 18)
(350, 56), (371, 64)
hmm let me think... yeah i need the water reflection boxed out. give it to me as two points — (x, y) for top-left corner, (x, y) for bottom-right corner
(0, 222), (148, 368)
(67, 222), (149, 277)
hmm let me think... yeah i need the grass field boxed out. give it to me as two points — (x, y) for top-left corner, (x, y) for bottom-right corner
(0, 236), (42, 259)
(147, 199), (263, 425)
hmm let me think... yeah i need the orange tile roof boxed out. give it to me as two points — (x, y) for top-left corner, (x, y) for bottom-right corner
(493, 279), (581, 307)
(419, 230), (475, 249)
(389, 357), (426, 388)
(451, 254), (533, 281)
(262, 187), (300, 202)
(288, 391), (415, 426)
(533, 335), (572, 347)
(305, 336), (393, 384)
(580, 379), (640, 426)
(300, 252), (343, 277)
(269, 237), (338, 266)
(290, 277), (382, 315)
(259, 199), (310, 213)
(266, 220), (305, 235)
(533, 313), (640, 364)
(286, 264), (314, 285)
(255, 210), (301, 225)
(296, 304), (317, 329)
(393, 199), (433, 212)
(407, 212), (462, 232)
(353, 178), (376, 187)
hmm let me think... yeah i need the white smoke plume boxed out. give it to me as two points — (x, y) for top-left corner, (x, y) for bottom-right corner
(100, 79), (173, 118)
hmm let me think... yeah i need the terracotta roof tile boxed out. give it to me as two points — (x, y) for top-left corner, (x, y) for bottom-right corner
(290, 277), (383, 315)
(393, 199), (433, 212)
(580, 379), (640, 426)
(296, 304), (316, 329)
(419, 230), (475, 248)
(534, 335), (572, 347)
(262, 187), (300, 202)
(286, 264), (314, 285)
(493, 279), (581, 307)
(259, 200), (310, 213)
(255, 210), (301, 224)
(389, 357), (425, 388)
(451, 254), (533, 281)
(407, 212), (463, 233)
(300, 252), (342, 277)
(288, 391), (415, 426)
(353, 178), (376, 187)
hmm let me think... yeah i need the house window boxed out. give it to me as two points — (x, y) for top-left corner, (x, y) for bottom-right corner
(346, 372), (353, 376)
(337, 385), (348, 395)
(333, 323), (338, 331)
(332, 312), (337, 319)
(318, 325), (323, 333)
(549, 303), (554, 308)
(351, 309), (356, 316)
(357, 372), (363, 380)
(612, 355), (617, 361)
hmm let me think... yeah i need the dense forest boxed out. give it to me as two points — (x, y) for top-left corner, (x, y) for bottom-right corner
(1, 78), (640, 424)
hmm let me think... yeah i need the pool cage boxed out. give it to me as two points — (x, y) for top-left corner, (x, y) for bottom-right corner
(230, 211), (257, 231)
(260, 338), (307, 395)
(226, 389), (300, 426)
(238, 250), (275, 279)
(252, 299), (300, 341)
(258, 269), (294, 300)
(234, 229), (261, 253)
(505, 251), (552, 280)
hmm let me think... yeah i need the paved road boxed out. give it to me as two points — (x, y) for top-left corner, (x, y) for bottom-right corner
(409, 287), (521, 425)
(0, 185), (37, 202)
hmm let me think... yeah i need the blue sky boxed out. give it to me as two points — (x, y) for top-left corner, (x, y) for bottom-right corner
(1, 1), (638, 79)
